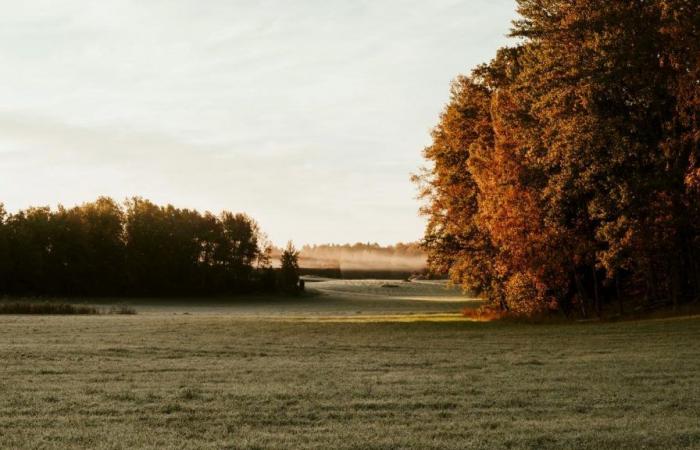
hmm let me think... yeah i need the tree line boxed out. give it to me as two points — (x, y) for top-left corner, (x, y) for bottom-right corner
(0, 197), (301, 297)
(416, 0), (699, 316)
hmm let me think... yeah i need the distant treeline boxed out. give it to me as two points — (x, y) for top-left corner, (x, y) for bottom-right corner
(0, 197), (276, 297)
(274, 242), (426, 272)
(417, 1), (700, 316)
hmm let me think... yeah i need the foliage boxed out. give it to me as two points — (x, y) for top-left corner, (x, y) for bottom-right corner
(417, 0), (700, 316)
(279, 241), (300, 293)
(0, 302), (100, 315)
(0, 197), (271, 297)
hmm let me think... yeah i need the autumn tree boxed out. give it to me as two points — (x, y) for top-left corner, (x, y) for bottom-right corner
(418, 0), (700, 316)
(414, 74), (500, 302)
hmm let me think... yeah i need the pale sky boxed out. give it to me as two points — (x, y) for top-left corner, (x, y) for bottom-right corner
(0, 0), (517, 246)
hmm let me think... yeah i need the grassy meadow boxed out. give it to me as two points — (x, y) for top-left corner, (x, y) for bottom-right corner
(0, 281), (699, 449)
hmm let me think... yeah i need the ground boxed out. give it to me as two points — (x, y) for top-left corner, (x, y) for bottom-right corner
(0, 280), (699, 449)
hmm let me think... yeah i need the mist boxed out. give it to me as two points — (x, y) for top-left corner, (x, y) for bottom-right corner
(275, 243), (427, 272)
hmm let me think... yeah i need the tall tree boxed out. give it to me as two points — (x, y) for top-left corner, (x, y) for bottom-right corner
(0, 204), (8, 294)
(279, 241), (300, 293)
(418, 0), (700, 316)
(414, 75), (500, 302)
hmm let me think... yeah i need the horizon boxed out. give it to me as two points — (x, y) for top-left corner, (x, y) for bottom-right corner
(0, 2), (698, 448)
(0, 0), (517, 246)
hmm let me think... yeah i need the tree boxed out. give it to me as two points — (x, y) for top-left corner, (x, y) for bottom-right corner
(279, 241), (300, 293)
(5, 207), (52, 295)
(0, 197), (271, 298)
(79, 197), (127, 295)
(413, 74), (500, 302)
(417, 0), (700, 316)
(0, 204), (8, 294)
(216, 212), (263, 291)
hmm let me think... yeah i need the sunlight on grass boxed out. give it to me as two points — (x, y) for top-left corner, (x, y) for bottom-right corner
(1, 314), (698, 448)
(277, 313), (491, 323)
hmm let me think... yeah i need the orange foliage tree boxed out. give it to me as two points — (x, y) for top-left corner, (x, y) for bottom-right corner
(417, 0), (700, 316)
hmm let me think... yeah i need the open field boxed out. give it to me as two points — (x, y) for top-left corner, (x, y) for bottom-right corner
(0, 282), (699, 449)
(26, 279), (478, 317)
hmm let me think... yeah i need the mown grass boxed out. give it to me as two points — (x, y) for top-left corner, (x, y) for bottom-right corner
(0, 313), (698, 449)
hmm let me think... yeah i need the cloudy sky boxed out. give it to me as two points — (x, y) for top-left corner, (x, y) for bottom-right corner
(0, 0), (517, 245)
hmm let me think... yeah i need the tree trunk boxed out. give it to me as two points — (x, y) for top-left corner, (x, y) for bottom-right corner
(592, 267), (601, 318)
(688, 243), (699, 302)
(616, 275), (624, 316)
(574, 272), (589, 319)
(648, 258), (659, 307)
(672, 253), (682, 311)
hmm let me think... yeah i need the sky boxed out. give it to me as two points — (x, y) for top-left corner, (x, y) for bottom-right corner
(0, 0), (518, 246)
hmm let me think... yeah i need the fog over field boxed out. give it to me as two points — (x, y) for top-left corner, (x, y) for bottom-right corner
(271, 243), (428, 272)
(299, 249), (426, 271)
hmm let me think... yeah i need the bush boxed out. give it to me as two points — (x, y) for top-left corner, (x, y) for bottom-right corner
(0, 302), (99, 315)
(461, 305), (505, 322)
(0, 301), (137, 315)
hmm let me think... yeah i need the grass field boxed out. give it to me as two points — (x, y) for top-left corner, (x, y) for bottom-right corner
(0, 281), (699, 449)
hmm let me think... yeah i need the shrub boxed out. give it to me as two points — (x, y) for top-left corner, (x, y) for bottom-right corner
(0, 302), (99, 315)
(461, 305), (505, 322)
(0, 302), (137, 315)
